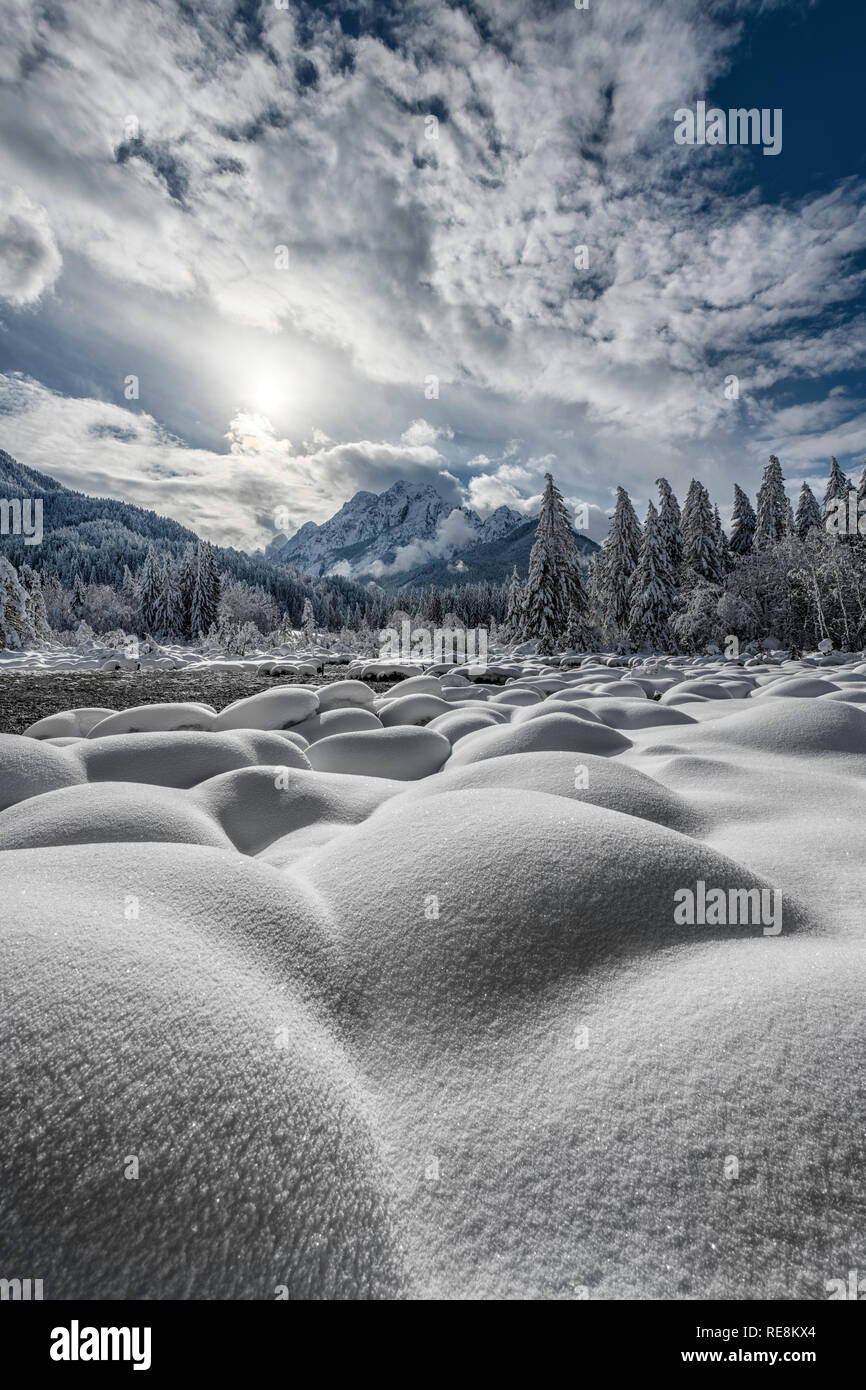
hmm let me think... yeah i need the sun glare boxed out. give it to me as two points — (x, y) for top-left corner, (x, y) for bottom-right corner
(244, 374), (286, 419)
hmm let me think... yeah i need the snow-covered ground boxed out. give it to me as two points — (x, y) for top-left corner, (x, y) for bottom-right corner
(1, 651), (865, 1298)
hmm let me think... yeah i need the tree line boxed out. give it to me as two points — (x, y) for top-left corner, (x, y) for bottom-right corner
(511, 458), (866, 654)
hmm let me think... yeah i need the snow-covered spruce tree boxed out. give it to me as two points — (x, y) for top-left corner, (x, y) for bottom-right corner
(600, 485), (642, 641)
(136, 544), (162, 634)
(177, 544), (197, 640)
(563, 598), (595, 651)
(70, 571), (87, 620)
(755, 455), (788, 545)
(152, 559), (183, 640)
(656, 478), (682, 572)
(681, 480), (723, 582)
(522, 473), (587, 652)
(0, 556), (35, 649)
(585, 551), (605, 634)
(628, 501), (673, 650)
(301, 597), (316, 643)
(822, 456), (850, 524)
(189, 543), (220, 639)
(203, 543), (222, 623)
(18, 563), (51, 642)
(729, 484), (756, 556)
(795, 482), (822, 539)
(503, 564), (525, 640)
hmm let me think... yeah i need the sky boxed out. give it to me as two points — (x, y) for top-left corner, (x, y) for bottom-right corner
(0, 0), (864, 552)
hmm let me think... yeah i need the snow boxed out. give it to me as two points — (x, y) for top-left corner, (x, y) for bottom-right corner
(305, 726), (452, 779)
(2, 648), (866, 1298)
(211, 687), (320, 731)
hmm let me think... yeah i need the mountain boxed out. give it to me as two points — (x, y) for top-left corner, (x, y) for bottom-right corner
(265, 479), (597, 588)
(0, 448), (374, 622)
(266, 480), (526, 577)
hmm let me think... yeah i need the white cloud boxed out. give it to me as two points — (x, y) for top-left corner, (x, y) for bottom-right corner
(0, 375), (452, 550)
(0, 0), (863, 530)
(367, 506), (479, 578)
(0, 186), (62, 305)
(400, 418), (454, 447)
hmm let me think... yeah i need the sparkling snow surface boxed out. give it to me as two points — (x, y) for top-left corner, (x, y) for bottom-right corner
(2, 652), (865, 1299)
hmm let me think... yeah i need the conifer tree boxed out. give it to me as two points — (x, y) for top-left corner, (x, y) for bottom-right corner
(504, 564), (525, 639)
(729, 483), (756, 556)
(601, 486), (642, 638)
(190, 543), (221, 639)
(822, 456), (850, 523)
(755, 455), (788, 545)
(795, 482), (822, 539)
(302, 597), (316, 643)
(153, 559), (183, 640)
(681, 480), (722, 582)
(628, 500), (673, 649)
(136, 544), (162, 633)
(71, 571), (87, 621)
(0, 557), (35, 649)
(522, 473), (587, 651)
(177, 544), (197, 640)
(656, 478), (682, 572)
(18, 563), (51, 641)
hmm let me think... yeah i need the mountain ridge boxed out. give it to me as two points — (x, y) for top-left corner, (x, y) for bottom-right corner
(266, 477), (598, 588)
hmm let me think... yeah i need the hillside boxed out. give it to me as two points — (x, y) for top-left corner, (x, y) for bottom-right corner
(0, 448), (373, 622)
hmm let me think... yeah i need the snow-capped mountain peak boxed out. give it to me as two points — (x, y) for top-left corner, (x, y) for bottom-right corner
(267, 481), (526, 579)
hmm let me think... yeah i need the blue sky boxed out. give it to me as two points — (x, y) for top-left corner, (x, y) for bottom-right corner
(0, 0), (863, 552)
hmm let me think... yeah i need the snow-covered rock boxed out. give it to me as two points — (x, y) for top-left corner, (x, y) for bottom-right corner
(212, 687), (320, 731)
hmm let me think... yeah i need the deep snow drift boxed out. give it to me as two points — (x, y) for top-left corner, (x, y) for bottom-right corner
(1, 651), (865, 1299)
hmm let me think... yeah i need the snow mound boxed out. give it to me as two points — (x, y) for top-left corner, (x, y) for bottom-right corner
(379, 693), (452, 727)
(305, 726), (452, 779)
(212, 687), (320, 731)
(24, 707), (117, 739)
(0, 733), (85, 811)
(752, 675), (840, 698)
(87, 703), (217, 737)
(396, 750), (696, 833)
(76, 730), (311, 788)
(290, 709), (382, 743)
(385, 675), (445, 697)
(425, 710), (507, 745)
(0, 781), (232, 851)
(566, 697), (697, 729)
(509, 699), (605, 724)
(296, 790), (804, 1029)
(192, 766), (402, 855)
(446, 713), (632, 766)
(316, 679), (377, 711)
(0, 842), (402, 1298)
(691, 694), (866, 755)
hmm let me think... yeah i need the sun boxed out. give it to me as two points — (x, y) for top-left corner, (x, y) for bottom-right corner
(245, 374), (286, 419)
